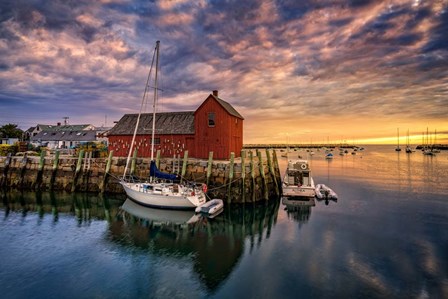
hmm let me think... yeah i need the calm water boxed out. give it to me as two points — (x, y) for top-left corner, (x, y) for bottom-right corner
(1, 145), (447, 299)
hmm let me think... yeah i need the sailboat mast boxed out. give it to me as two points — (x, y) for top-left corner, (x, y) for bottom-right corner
(122, 41), (158, 180)
(150, 40), (160, 161)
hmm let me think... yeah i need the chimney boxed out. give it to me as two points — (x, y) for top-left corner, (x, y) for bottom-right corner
(212, 90), (218, 97)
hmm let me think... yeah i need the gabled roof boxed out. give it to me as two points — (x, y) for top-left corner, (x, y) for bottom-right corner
(36, 124), (92, 132)
(30, 130), (98, 142)
(25, 126), (36, 133)
(197, 94), (244, 119)
(108, 111), (195, 136)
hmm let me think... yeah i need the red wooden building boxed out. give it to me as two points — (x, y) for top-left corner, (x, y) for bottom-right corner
(107, 90), (244, 159)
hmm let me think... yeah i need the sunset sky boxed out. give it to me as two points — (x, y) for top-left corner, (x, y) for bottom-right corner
(0, 0), (447, 144)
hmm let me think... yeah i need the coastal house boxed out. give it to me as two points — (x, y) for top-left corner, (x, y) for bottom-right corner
(107, 90), (244, 159)
(30, 123), (99, 149)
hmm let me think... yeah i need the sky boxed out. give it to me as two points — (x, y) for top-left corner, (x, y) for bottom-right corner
(0, 0), (447, 145)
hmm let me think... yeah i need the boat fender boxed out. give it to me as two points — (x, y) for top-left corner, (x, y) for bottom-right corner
(202, 184), (208, 193)
(300, 164), (307, 170)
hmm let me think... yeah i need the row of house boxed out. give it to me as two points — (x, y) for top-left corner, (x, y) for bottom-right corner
(26, 90), (244, 159)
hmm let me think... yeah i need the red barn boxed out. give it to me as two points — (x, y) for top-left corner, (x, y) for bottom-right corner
(107, 90), (244, 159)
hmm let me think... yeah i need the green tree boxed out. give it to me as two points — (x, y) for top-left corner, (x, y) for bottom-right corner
(0, 123), (24, 138)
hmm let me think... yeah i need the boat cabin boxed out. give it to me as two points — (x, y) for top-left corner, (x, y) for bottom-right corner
(286, 160), (312, 186)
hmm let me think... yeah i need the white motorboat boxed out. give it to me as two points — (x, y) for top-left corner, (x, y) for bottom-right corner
(315, 184), (338, 200)
(195, 198), (224, 217)
(120, 41), (206, 210)
(282, 159), (316, 203)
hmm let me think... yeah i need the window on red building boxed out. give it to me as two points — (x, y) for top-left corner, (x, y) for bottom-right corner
(208, 112), (215, 127)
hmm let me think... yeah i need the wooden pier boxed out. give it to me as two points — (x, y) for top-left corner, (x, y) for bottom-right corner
(0, 149), (282, 204)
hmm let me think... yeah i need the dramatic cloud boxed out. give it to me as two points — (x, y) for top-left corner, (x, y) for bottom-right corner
(0, 0), (447, 143)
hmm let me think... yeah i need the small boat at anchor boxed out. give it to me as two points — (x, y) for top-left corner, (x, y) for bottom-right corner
(315, 184), (338, 200)
(195, 198), (224, 218)
(282, 159), (316, 203)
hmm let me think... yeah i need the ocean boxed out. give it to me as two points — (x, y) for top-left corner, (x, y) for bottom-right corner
(1, 145), (447, 298)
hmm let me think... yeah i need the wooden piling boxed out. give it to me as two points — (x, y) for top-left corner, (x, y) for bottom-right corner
(130, 149), (137, 175)
(19, 153), (28, 187)
(249, 151), (255, 202)
(50, 150), (60, 190)
(72, 149), (84, 192)
(227, 152), (235, 204)
(82, 151), (92, 192)
(181, 151), (188, 182)
(34, 150), (46, 190)
(241, 150), (246, 204)
(206, 151), (213, 187)
(0, 153), (12, 188)
(272, 150), (282, 194)
(257, 150), (268, 200)
(101, 150), (113, 193)
(266, 149), (279, 196)
(156, 150), (161, 168)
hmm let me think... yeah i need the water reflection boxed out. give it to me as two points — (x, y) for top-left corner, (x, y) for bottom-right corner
(284, 204), (313, 226)
(110, 198), (280, 291)
(0, 190), (124, 223)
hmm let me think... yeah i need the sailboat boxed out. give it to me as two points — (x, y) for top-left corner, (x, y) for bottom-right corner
(405, 129), (413, 153)
(432, 129), (441, 153)
(395, 128), (401, 151)
(120, 41), (207, 210)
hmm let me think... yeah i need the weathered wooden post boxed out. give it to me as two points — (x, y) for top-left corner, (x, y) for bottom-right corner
(130, 149), (138, 175)
(266, 149), (279, 196)
(19, 153), (28, 187)
(257, 150), (269, 200)
(156, 150), (161, 168)
(101, 150), (113, 193)
(227, 152), (235, 204)
(82, 151), (93, 192)
(241, 150), (246, 204)
(181, 150), (188, 182)
(34, 150), (46, 190)
(0, 153), (12, 188)
(272, 150), (282, 194)
(249, 151), (255, 202)
(206, 151), (213, 187)
(72, 149), (84, 192)
(50, 150), (60, 190)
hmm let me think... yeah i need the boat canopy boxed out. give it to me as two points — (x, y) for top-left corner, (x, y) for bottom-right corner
(150, 160), (178, 180)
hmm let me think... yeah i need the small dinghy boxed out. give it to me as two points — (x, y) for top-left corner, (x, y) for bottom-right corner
(195, 198), (224, 217)
(315, 184), (338, 200)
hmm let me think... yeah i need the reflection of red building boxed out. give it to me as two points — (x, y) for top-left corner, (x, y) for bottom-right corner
(107, 90), (244, 159)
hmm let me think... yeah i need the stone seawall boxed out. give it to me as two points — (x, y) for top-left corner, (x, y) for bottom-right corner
(0, 149), (282, 204)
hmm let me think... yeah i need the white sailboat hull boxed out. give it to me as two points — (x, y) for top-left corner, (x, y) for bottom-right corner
(122, 199), (200, 224)
(121, 181), (206, 210)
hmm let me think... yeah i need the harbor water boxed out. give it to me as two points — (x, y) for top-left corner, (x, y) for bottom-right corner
(1, 145), (447, 298)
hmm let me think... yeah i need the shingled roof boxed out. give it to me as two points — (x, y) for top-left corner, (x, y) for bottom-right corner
(211, 95), (244, 119)
(108, 111), (195, 136)
(36, 124), (92, 132)
(30, 130), (98, 142)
